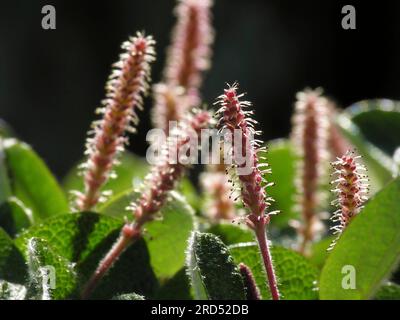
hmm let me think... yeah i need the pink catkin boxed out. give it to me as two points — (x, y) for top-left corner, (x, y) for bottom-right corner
(131, 109), (211, 228)
(291, 89), (330, 253)
(76, 33), (155, 212)
(152, 0), (214, 132)
(216, 84), (273, 221)
(329, 150), (369, 250)
(216, 83), (280, 300)
(82, 109), (211, 299)
(164, 0), (213, 99)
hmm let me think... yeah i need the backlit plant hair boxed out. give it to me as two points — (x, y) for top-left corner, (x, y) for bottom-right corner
(152, 0), (214, 132)
(215, 83), (280, 300)
(82, 109), (211, 298)
(75, 33), (155, 212)
(328, 150), (369, 250)
(291, 88), (330, 254)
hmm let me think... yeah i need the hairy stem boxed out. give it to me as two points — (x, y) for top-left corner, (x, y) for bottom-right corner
(81, 223), (141, 299)
(254, 222), (279, 300)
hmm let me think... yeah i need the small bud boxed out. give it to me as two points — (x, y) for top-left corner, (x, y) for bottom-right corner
(239, 263), (261, 300)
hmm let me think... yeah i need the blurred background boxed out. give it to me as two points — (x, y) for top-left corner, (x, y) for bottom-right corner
(0, 0), (399, 177)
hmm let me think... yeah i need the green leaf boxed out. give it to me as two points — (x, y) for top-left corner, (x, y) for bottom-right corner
(374, 282), (400, 300)
(0, 228), (27, 284)
(154, 268), (192, 300)
(319, 178), (400, 300)
(2, 139), (69, 220)
(111, 293), (145, 300)
(206, 223), (253, 246)
(26, 238), (77, 300)
(262, 139), (298, 227)
(336, 113), (393, 192)
(0, 280), (27, 300)
(15, 212), (158, 299)
(15, 212), (121, 263)
(186, 231), (246, 300)
(346, 100), (400, 155)
(0, 197), (32, 237)
(100, 190), (195, 280)
(78, 237), (158, 300)
(229, 243), (318, 300)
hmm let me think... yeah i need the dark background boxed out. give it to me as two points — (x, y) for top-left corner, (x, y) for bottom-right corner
(1, 0), (399, 177)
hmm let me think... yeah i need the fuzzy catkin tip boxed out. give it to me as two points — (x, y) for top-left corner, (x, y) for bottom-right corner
(75, 33), (156, 212)
(131, 108), (211, 227)
(215, 83), (275, 228)
(165, 0), (214, 100)
(328, 150), (369, 250)
(291, 88), (330, 249)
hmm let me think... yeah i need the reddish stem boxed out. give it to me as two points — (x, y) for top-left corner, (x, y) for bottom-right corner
(81, 223), (141, 299)
(254, 222), (280, 300)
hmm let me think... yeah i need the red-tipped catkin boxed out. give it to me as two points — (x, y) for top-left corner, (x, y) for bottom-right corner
(239, 263), (261, 300)
(291, 89), (330, 253)
(215, 83), (280, 300)
(82, 109), (211, 299)
(76, 33), (155, 211)
(328, 150), (369, 250)
(215, 83), (273, 222)
(164, 0), (214, 102)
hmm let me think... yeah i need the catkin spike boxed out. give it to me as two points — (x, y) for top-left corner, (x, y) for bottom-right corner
(215, 83), (273, 220)
(152, 0), (214, 132)
(76, 33), (155, 212)
(216, 83), (280, 300)
(132, 109), (211, 226)
(291, 88), (330, 254)
(328, 150), (369, 250)
(164, 0), (214, 100)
